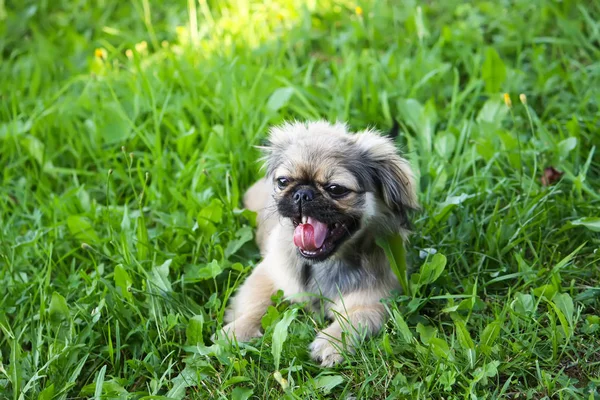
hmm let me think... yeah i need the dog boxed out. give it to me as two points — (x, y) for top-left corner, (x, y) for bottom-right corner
(220, 121), (418, 366)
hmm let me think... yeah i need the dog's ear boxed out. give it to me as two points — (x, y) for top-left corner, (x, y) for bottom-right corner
(385, 119), (400, 140)
(257, 121), (301, 177)
(354, 129), (419, 212)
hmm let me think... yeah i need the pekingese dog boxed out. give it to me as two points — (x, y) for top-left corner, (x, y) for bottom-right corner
(220, 121), (418, 366)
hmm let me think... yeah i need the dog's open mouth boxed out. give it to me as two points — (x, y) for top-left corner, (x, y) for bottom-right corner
(292, 216), (357, 260)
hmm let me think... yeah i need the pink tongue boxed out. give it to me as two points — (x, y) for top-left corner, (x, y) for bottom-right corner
(293, 217), (328, 251)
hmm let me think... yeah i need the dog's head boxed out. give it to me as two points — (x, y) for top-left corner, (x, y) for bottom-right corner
(261, 121), (418, 262)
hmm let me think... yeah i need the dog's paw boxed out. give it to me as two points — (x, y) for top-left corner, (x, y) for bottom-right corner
(309, 331), (345, 367)
(215, 319), (262, 343)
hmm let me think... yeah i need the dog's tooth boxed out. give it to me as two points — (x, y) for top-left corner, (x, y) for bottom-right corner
(302, 216), (307, 224)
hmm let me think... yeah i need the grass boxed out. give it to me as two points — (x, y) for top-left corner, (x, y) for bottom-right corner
(1, 0), (599, 398)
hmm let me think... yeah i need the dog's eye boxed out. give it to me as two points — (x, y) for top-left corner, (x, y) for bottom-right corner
(326, 185), (349, 198)
(276, 177), (290, 190)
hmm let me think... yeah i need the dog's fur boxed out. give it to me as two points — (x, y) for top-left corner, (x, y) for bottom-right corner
(221, 121), (418, 366)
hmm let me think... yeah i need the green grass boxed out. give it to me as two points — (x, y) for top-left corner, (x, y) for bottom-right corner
(1, 0), (600, 398)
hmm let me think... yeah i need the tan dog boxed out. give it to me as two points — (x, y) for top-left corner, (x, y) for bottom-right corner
(221, 121), (418, 366)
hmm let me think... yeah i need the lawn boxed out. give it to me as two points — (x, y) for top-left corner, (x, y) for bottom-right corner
(1, 0), (600, 398)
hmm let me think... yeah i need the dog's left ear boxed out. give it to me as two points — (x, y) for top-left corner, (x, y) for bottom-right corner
(386, 119), (400, 140)
(355, 129), (419, 212)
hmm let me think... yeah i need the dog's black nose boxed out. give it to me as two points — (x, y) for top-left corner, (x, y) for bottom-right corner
(293, 188), (314, 204)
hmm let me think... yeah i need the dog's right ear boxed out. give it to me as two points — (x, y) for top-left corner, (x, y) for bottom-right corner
(257, 122), (299, 177)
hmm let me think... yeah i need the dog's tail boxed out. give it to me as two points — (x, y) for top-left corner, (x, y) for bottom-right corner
(243, 178), (270, 213)
(243, 178), (274, 254)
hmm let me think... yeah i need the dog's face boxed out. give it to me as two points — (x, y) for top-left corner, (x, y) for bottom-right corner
(262, 121), (418, 262)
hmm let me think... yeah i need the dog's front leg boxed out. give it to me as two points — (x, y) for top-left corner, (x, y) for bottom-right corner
(220, 264), (275, 342)
(310, 292), (387, 367)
